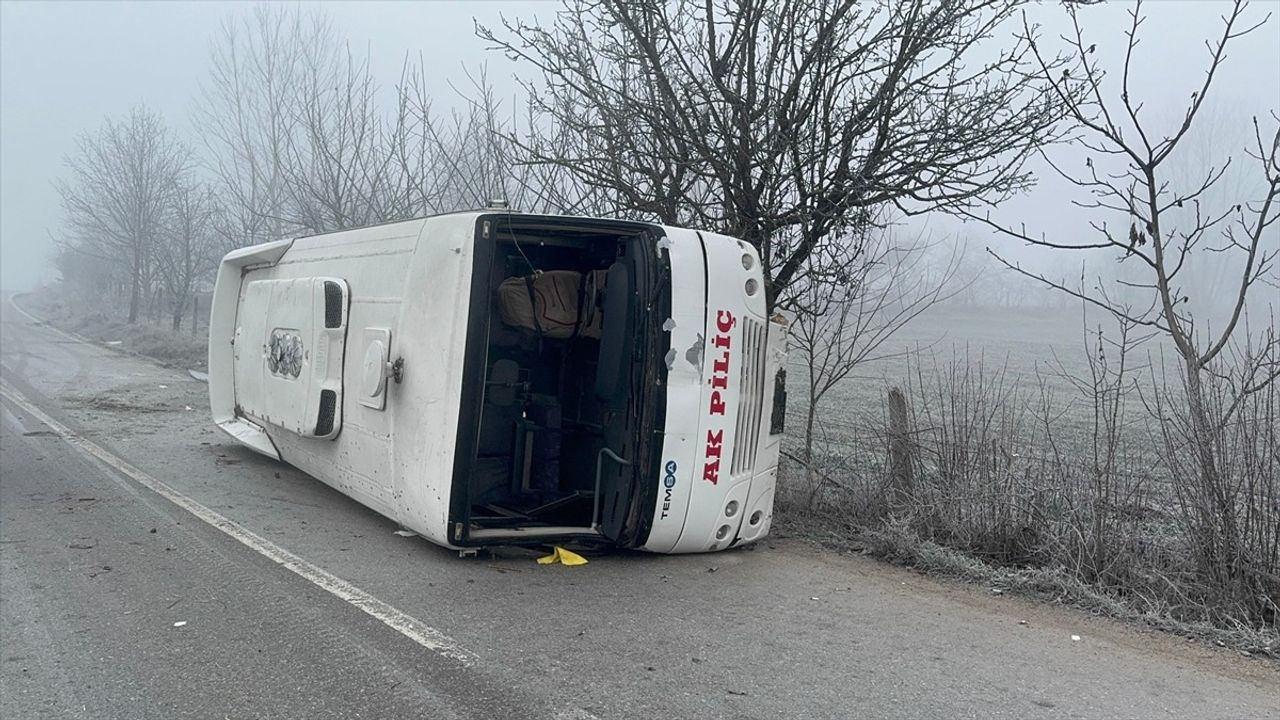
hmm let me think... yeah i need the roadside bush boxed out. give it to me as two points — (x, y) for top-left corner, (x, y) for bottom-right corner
(21, 283), (209, 370)
(1152, 359), (1280, 628)
(781, 335), (1279, 655)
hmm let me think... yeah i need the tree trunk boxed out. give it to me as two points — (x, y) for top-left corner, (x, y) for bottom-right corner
(170, 286), (186, 332)
(1182, 354), (1240, 592)
(127, 269), (141, 324)
(803, 400), (819, 510)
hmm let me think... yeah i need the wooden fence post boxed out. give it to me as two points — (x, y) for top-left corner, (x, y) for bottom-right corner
(887, 386), (915, 509)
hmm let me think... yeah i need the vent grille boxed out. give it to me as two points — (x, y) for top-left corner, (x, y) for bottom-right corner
(730, 318), (767, 476)
(324, 281), (344, 329)
(315, 389), (337, 436)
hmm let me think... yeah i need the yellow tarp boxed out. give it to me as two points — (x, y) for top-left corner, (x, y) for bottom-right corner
(536, 546), (588, 566)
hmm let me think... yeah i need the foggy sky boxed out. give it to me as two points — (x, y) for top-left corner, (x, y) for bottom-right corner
(0, 0), (553, 291)
(2, 0), (1277, 292)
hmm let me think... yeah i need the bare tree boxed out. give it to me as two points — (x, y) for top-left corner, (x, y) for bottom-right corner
(198, 5), (500, 239)
(195, 5), (337, 248)
(479, 0), (1070, 305)
(389, 64), (518, 216)
(970, 0), (1279, 619)
(276, 42), (398, 233)
(978, 1), (1278, 383)
(58, 106), (188, 323)
(156, 178), (220, 331)
(384, 63), (602, 218)
(53, 241), (129, 311)
(790, 224), (958, 507)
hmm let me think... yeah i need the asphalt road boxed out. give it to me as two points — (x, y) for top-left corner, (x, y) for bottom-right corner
(1, 295), (1276, 719)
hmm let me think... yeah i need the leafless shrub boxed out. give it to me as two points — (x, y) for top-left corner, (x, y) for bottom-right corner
(904, 350), (1049, 564)
(1148, 342), (1280, 626)
(958, 0), (1279, 630)
(797, 313), (1277, 640)
(787, 224), (958, 509)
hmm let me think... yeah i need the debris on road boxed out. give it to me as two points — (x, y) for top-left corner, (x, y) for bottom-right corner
(537, 547), (588, 566)
(173, 621), (187, 628)
(1071, 635), (1082, 642)
(393, 529), (417, 538)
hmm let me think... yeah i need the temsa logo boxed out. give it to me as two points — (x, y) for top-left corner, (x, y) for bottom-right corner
(703, 309), (736, 485)
(660, 460), (678, 520)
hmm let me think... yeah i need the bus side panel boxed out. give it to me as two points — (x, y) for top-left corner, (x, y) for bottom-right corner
(260, 221), (424, 524)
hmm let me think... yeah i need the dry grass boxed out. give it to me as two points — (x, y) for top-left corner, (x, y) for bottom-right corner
(778, 307), (1279, 659)
(775, 510), (1277, 659)
(21, 284), (209, 370)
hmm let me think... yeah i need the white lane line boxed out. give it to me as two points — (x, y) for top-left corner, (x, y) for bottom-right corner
(0, 380), (479, 667)
(0, 397), (27, 431)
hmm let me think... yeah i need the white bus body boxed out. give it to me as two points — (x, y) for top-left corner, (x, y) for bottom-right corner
(208, 211), (787, 553)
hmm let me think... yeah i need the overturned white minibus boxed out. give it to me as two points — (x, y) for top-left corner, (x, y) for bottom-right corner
(208, 210), (787, 553)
